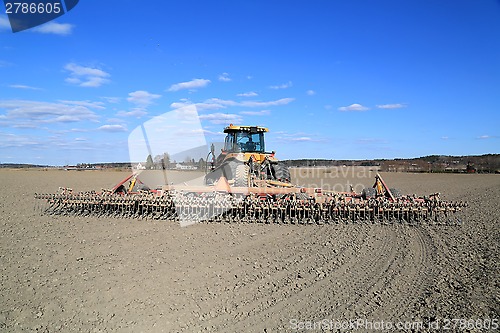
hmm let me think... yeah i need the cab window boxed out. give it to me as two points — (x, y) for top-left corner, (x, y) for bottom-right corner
(236, 132), (264, 152)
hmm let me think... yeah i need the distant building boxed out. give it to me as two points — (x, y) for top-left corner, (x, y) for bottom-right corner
(175, 163), (197, 170)
(135, 163), (146, 170)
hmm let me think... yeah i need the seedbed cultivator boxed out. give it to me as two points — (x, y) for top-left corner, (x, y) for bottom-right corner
(35, 173), (466, 225)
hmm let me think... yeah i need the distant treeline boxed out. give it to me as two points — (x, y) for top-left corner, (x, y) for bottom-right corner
(282, 159), (380, 168)
(0, 163), (48, 169)
(2, 154), (499, 173)
(282, 154), (500, 173)
(0, 162), (132, 169)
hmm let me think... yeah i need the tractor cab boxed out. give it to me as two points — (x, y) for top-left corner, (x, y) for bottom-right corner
(223, 125), (267, 153)
(207, 124), (278, 184)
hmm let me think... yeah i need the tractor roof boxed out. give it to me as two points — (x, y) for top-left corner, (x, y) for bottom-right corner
(224, 124), (269, 133)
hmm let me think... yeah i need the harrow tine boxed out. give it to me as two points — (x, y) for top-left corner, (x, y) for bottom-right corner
(34, 185), (466, 226)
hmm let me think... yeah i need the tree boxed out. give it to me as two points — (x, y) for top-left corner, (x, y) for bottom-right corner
(162, 153), (170, 169)
(154, 155), (163, 170)
(145, 154), (154, 169)
(198, 157), (205, 170)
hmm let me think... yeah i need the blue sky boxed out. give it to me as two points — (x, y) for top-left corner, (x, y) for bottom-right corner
(0, 0), (499, 165)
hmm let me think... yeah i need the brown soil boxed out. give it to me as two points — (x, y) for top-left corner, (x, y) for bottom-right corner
(0, 169), (498, 332)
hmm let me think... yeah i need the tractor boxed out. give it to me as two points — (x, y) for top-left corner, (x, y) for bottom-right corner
(205, 124), (290, 187)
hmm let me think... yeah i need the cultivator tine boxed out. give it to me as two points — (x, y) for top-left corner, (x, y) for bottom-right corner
(34, 185), (466, 226)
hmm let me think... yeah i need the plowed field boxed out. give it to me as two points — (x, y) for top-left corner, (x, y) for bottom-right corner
(0, 169), (498, 332)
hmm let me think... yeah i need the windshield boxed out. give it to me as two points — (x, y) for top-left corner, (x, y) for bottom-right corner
(224, 132), (264, 153)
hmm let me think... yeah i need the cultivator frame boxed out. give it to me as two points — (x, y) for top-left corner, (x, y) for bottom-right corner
(35, 173), (466, 225)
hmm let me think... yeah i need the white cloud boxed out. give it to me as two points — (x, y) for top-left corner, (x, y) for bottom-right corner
(117, 108), (148, 118)
(218, 73), (231, 82)
(170, 97), (294, 111)
(338, 103), (369, 112)
(240, 110), (271, 116)
(127, 90), (161, 106)
(237, 91), (258, 97)
(306, 90), (316, 96)
(201, 98), (237, 108)
(101, 97), (121, 104)
(0, 60), (13, 67)
(198, 113), (243, 124)
(274, 132), (326, 143)
(269, 81), (292, 89)
(477, 135), (494, 139)
(65, 63), (108, 78)
(80, 77), (109, 88)
(106, 118), (126, 124)
(64, 63), (110, 88)
(167, 78), (211, 92)
(64, 77), (80, 85)
(54, 128), (89, 134)
(97, 124), (128, 132)
(12, 123), (38, 129)
(192, 128), (224, 136)
(240, 98), (294, 108)
(0, 99), (100, 124)
(355, 138), (388, 145)
(46, 115), (88, 123)
(376, 103), (407, 109)
(170, 100), (223, 111)
(0, 16), (10, 30)
(119, 91), (160, 118)
(0, 131), (129, 163)
(58, 100), (106, 109)
(32, 22), (73, 35)
(290, 137), (313, 142)
(0, 132), (42, 149)
(9, 84), (43, 90)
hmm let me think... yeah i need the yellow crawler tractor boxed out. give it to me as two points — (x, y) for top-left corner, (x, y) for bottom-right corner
(205, 125), (291, 187)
